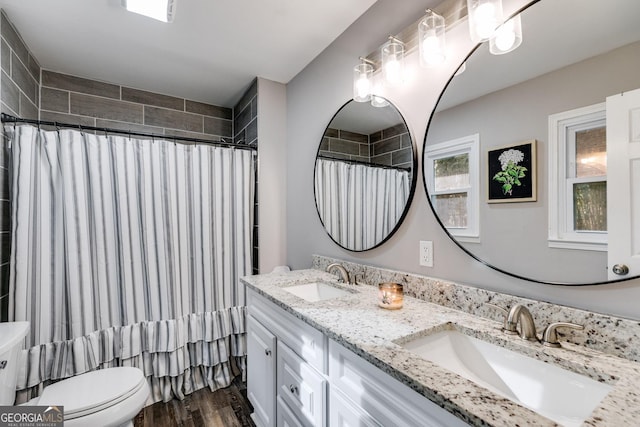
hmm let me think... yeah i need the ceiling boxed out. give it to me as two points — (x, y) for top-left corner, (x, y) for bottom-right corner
(0, 0), (378, 107)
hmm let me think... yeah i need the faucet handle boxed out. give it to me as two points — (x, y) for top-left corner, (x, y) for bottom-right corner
(541, 322), (584, 348)
(484, 303), (508, 329)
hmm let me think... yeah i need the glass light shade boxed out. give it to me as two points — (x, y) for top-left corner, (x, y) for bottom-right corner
(122, 0), (175, 22)
(466, 0), (503, 43)
(490, 14), (523, 54)
(381, 39), (405, 86)
(353, 62), (373, 102)
(419, 10), (446, 68)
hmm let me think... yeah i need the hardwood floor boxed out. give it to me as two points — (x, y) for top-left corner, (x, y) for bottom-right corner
(134, 377), (256, 427)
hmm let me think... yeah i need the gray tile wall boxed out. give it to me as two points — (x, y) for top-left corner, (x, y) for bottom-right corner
(319, 123), (412, 169)
(234, 79), (259, 274)
(40, 71), (233, 141)
(0, 10), (41, 320)
(370, 123), (413, 169)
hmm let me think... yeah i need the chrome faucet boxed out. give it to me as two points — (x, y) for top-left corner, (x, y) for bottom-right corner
(326, 263), (351, 284)
(505, 304), (538, 341)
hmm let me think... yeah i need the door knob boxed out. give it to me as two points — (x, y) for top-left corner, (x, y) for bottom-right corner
(612, 264), (629, 275)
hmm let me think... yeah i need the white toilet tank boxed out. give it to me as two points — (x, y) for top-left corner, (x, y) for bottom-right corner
(0, 321), (29, 405)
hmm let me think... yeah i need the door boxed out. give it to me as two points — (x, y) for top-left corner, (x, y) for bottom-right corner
(247, 315), (277, 427)
(606, 88), (640, 280)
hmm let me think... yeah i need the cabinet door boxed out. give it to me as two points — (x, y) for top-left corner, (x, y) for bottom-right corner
(247, 315), (277, 427)
(277, 396), (305, 427)
(277, 341), (326, 427)
(329, 388), (381, 427)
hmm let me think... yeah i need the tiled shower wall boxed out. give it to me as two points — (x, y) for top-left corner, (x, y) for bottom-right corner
(0, 11), (41, 320)
(40, 71), (233, 141)
(319, 123), (412, 169)
(233, 79), (259, 274)
(0, 11), (260, 319)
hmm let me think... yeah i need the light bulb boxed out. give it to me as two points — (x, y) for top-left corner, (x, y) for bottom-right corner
(385, 59), (401, 85)
(353, 62), (373, 102)
(355, 75), (370, 99)
(474, 3), (498, 39)
(494, 20), (515, 51)
(421, 36), (445, 66)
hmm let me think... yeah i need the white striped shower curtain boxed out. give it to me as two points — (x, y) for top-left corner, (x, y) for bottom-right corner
(315, 158), (410, 250)
(5, 124), (255, 403)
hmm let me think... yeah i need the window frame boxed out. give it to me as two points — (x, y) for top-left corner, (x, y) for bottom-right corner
(424, 134), (480, 243)
(548, 103), (607, 251)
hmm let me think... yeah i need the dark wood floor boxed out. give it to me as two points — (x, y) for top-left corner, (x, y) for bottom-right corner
(134, 377), (256, 427)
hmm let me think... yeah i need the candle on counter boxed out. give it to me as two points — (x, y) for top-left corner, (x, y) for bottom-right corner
(378, 282), (403, 309)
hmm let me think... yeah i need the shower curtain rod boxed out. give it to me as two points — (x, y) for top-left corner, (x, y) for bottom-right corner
(317, 155), (412, 172)
(1, 113), (256, 151)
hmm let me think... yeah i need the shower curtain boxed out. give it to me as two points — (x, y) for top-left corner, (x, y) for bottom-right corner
(315, 158), (410, 250)
(5, 124), (255, 403)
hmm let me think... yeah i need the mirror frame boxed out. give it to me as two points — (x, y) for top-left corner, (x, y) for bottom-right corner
(314, 98), (418, 252)
(422, 0), (640, 286)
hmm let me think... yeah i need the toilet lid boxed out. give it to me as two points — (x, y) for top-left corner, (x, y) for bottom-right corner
(38, 367), (147, 419)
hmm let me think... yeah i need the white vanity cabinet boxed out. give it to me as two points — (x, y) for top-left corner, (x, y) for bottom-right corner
(247, 288), (327, 427)
(328, 340), (469, 427)
(246, 287), (468, 427)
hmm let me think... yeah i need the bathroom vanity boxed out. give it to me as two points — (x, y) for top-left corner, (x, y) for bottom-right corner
(241, 260), (640, 426)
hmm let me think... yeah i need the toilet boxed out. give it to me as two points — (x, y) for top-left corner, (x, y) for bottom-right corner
(0, 322), (150, 427)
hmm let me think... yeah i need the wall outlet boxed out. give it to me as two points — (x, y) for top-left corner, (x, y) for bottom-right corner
(420, 240), (433, 267)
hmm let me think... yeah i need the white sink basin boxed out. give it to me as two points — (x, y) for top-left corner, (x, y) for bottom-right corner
(399, 328), (613, 427)
(282, 282), (352, 302)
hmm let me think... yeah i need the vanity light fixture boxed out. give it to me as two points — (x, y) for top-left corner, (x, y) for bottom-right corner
(353, 57), (374, 102)
(489, 14), (523, 55)
(381, 36), (405, 86)
(122, 0), (176, 23)
(466, 0), (503, 43)
(419, 9), (446, 68)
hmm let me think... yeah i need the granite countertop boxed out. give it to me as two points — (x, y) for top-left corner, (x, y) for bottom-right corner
(241, 269), (640, 427)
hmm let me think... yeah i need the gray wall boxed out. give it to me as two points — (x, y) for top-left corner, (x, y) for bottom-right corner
(320, 124), (412, 169)
(286, 0), (640, 320)
(233, 79), (259, 273)
(40, 70), (233, 141)
(426, 41), (640, 283)
(0, 10), (40, 320)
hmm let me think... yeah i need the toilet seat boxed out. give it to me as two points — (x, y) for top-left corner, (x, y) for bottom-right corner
(37, 367), (148, 421)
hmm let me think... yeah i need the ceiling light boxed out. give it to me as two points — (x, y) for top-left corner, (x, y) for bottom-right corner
(419, 9), (446, 68)
(353, 58), (374, 102)
(490, 14), (523, 55)
(122, 0), (176, 23)
(381, 36), (405, 86)
(467, 0), (503, 43)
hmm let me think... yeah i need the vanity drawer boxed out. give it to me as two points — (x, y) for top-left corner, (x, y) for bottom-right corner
(277, 341), (326, 427)
(248, 288), (327, 373)
(328, 340), (467, 427)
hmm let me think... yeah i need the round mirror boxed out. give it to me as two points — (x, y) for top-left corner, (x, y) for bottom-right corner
(423, 0), (640, 284)
(314, 99), (416, 251)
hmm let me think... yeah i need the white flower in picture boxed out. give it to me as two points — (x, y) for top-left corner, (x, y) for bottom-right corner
(493, 148), (528, 196)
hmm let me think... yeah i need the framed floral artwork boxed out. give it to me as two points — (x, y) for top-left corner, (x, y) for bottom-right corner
(487, 140), (537, 203)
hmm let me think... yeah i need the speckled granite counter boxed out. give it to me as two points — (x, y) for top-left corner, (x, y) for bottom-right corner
(241, 269), (640, 427)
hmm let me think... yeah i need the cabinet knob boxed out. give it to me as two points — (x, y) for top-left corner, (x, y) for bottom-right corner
(265, 349), (272, 356)
(612, 264), (629, 275)
(289, 384), (298, 395)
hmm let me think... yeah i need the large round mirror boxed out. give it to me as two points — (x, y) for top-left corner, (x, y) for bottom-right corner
(315, 99), (416, 251)
(423, 0), (640, 284)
